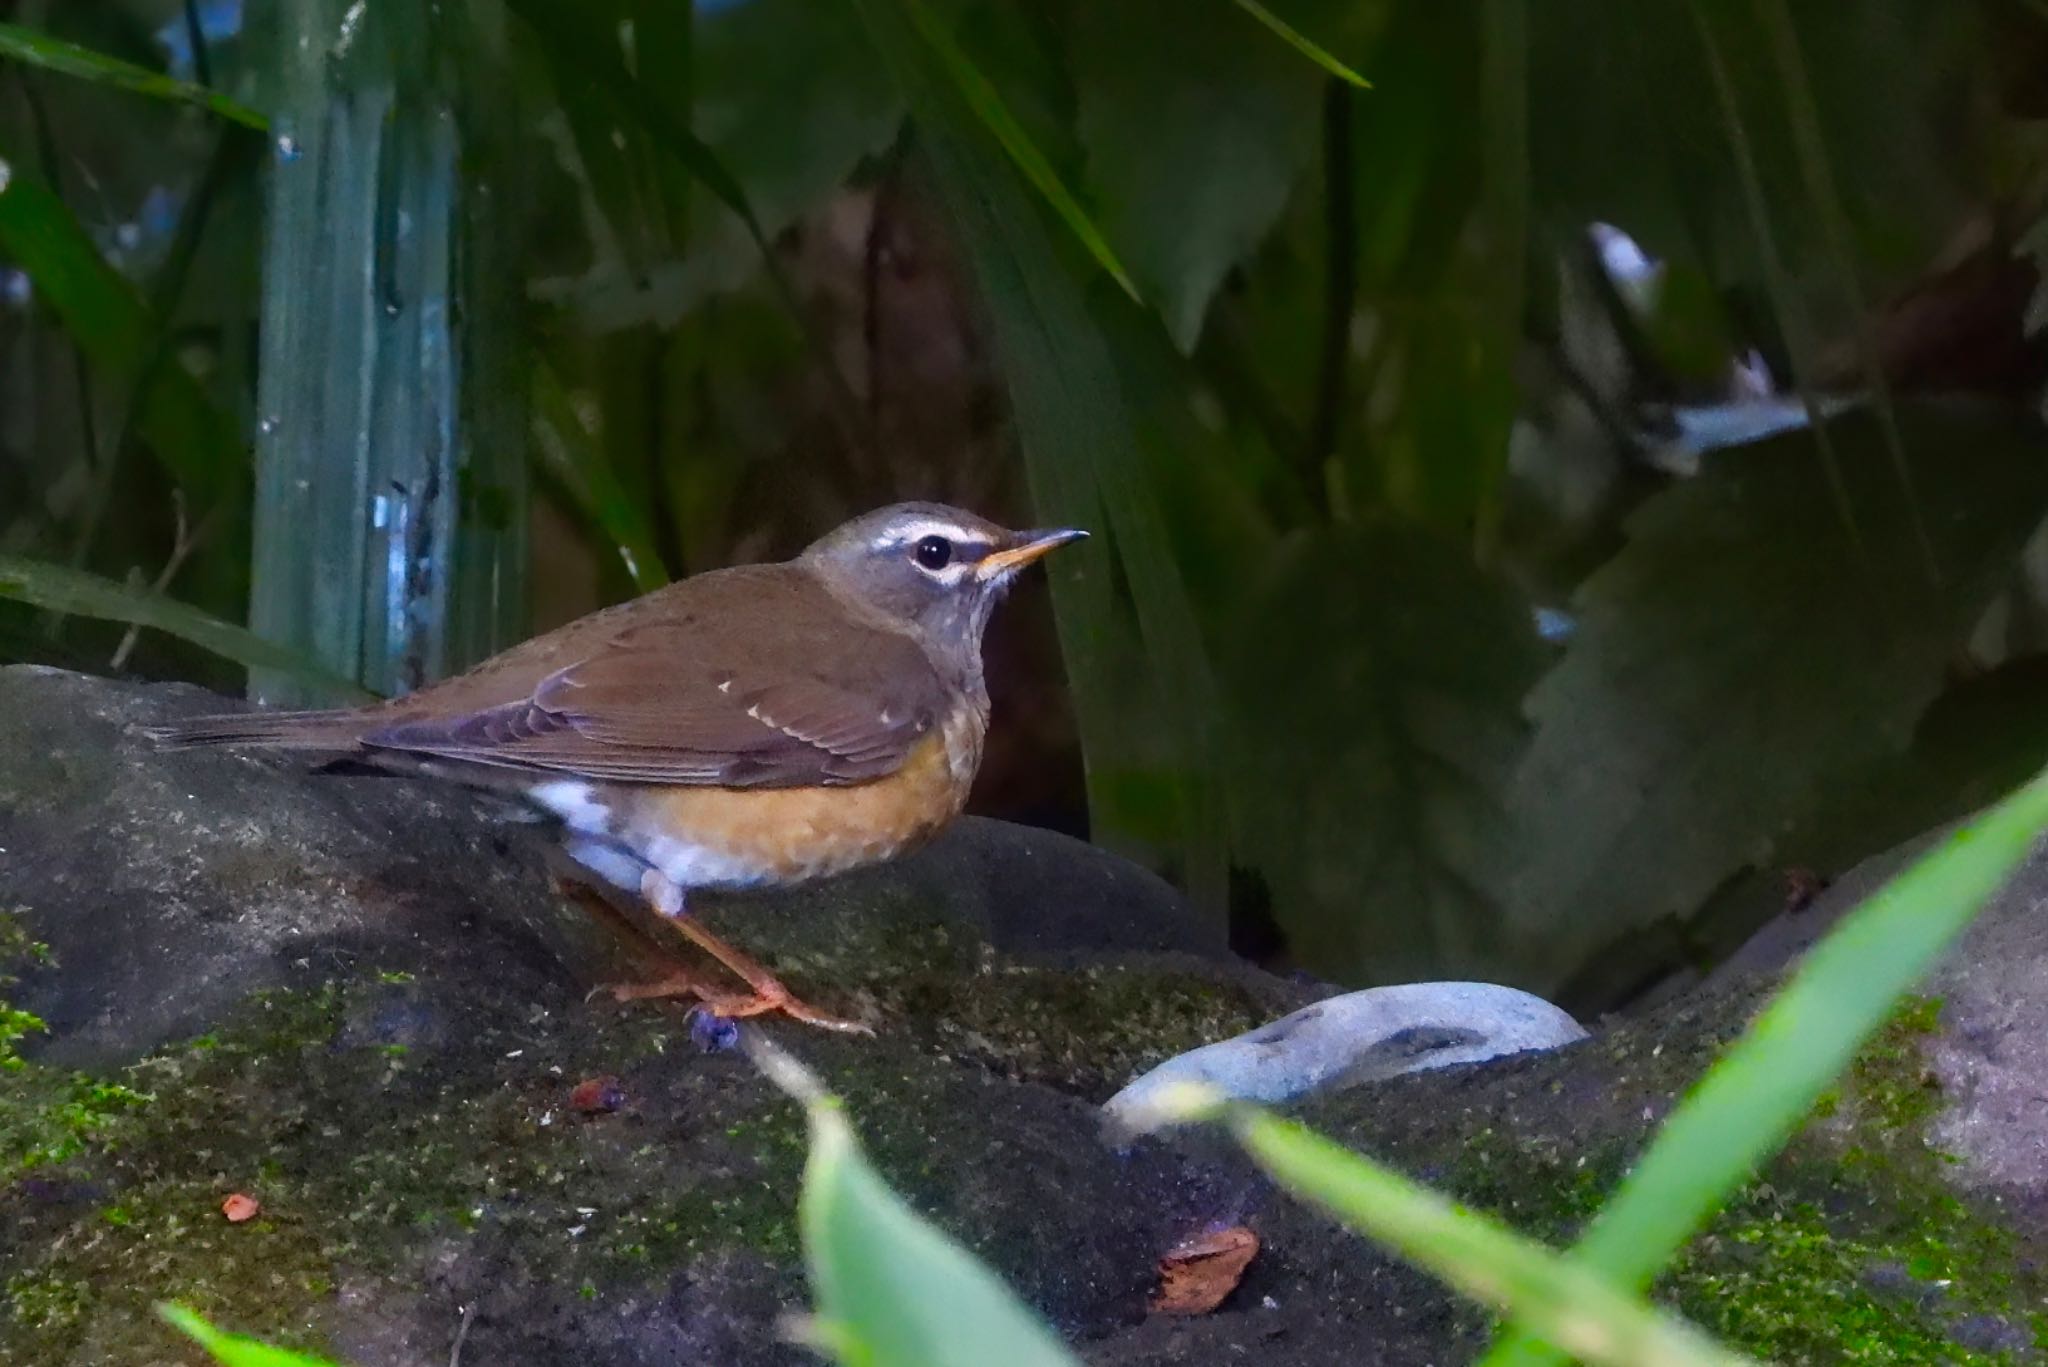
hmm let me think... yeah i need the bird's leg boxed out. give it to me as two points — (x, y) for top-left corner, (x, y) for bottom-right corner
(625, 869), (874, 1036)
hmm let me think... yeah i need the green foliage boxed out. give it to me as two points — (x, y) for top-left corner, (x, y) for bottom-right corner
(5, 0), (2048, 1000)
(0, 555), (373, 701)
(1509, 404), (2048, 979)
(1482, 756), (2048, 1365)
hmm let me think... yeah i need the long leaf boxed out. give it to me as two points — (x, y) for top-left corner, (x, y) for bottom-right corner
(850, 0), (1233, 921)
(0, 22), (267, 130)
(1222, 1107), (1756, 1367)
(158, 1305), (342, 1367)
(531, 361), (670, 593)
(0, 164), (246, 503)
(0, 556), (374, 704)
(747, 1039), (1083, 1367)
(899, 0), (1138, 301)
(1481, 758), (2048, 1365)
(1229, 0), (1371, 87)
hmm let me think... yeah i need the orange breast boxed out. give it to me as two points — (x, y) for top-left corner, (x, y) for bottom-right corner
(619, 727), (976, 886)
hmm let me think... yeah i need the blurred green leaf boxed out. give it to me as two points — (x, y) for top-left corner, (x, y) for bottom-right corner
(797, 1087), (1084, 1367)
(901, 0), (1136, 303)
(1071, 0), (1323, 348)
(1676, 656), (2048, 979)
(1215, 1106), (1755, 1367)
(853, 0), (1234, 919)
(0, 164), (246, 504)
(1230, 0), (1370, 88)
(0, 22), (268, 130)
(1507, 403), (2048, 983)
(503, 0), (770, 255)
(0, 556), (373, 703)
(1483, 753), (2048, 1366)
(531, 361), (670, 593)
(157, 1304), (341, 1367)
(1227, 520), (1544, 980)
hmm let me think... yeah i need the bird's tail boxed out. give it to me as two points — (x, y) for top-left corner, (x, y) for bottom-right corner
(141, 707), (380, 751)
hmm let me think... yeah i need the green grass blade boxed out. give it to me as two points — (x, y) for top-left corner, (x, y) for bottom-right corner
(898, 0), (1140, 301)
(1229, 0), (1371, 88)
(1684, 2), (1862, 562)
(1220, 1107), (1756, 1367)
(0, 22), (267, 129)
(1481, 760), (2048, 1365)
(531, 362), (671, 593)
(0, 556), (374, 704)
(156, 1304), (342, 1367)
(0, 163), (246, 503)
(1751, 0), (1936, 581)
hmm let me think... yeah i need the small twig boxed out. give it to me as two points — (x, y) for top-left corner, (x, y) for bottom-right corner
(110, 491), (203, 671)
(448, 1302), (475, 1367)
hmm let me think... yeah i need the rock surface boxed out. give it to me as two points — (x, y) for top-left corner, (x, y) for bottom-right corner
(5, 666), (2048, 1366)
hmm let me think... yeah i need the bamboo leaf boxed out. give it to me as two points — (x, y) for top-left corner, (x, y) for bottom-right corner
(1230, 0), (1371, 88)
(0, 22), (268, 129)
(0, 163), (246, 503)
(0, 557), (374, 704)
(1481, 754), (2048, 1365)
(900, 0), (1138, 303)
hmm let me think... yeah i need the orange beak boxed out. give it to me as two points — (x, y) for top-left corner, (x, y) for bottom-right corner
(976, 527), (1089, 580)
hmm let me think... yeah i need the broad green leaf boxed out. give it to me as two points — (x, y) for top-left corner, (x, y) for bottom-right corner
(1482, 753), (2048, 1366)
(1215, 1106), (1756, 1367)
(1226, 520), (1544, 981)
(0, 165), (246, 503)
(900, 0), (1136, 302)
(1071, 0), (1326, 349)
(752, 1045), (1081, 1367)
(0, 22), (268, 130)
(157, 1305), (342, 1367)
(851, 0), (1232, 918)
(1230, 0), (1371, 88)
(0, 556), (374, 704)
(1672, 657), (2048, 986)
(1506, 403), (2048, 984)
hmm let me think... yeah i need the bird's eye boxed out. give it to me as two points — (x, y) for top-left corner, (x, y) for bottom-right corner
(913, 535), (954, 571)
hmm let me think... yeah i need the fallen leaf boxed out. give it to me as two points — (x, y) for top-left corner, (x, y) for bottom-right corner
(570, 1075), (626, 1114)
(220, 1193), (260, 1223)
(1150, 1224), (1258, 1315)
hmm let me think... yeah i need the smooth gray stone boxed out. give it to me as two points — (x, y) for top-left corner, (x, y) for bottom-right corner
(1103, 981), (1591, 1133)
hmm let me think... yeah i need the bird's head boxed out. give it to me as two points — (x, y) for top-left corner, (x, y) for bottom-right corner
(799, 502), (1087, 653)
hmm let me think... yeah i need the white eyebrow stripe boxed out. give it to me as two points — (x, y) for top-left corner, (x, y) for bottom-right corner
(869, 518), (986, 550)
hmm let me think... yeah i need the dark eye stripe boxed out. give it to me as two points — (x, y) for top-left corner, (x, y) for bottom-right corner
(953, 539), (996, 562)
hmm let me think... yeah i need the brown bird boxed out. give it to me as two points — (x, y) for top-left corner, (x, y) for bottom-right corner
(147, 503), (1086, 1033)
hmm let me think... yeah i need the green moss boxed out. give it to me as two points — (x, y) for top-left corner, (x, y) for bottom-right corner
(1417, 996), (2043, 1365)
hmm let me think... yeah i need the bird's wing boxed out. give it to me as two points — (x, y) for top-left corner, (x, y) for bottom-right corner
(357, 569), (949, 787)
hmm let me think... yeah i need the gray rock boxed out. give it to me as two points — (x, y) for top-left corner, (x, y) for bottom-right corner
(1102, 982), (1590, 1134)
(12, 667), (2048, 1366)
